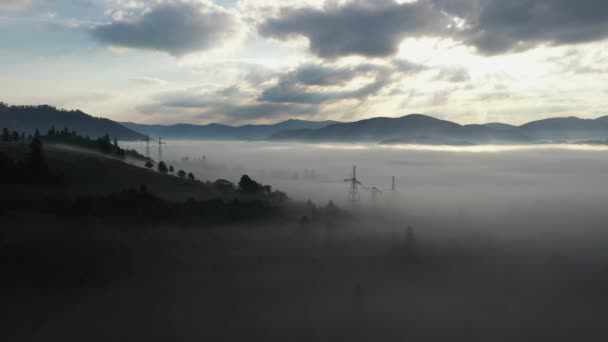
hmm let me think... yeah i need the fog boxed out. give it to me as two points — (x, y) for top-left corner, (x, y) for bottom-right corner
(126, 140), (608, 244)
(6, 140), (608, 341)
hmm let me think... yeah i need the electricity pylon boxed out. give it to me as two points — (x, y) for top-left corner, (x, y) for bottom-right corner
(344, 165), (361, 206)
(145, 134), (150, 159)
(363, 186), (382, 204)
(158, 136), (166, 162)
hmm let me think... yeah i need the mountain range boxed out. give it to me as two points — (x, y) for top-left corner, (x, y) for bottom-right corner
(272, 114), (608, 145)
(2, 102), (607, 144)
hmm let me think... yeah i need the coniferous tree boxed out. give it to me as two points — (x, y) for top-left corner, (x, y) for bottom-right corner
(1, 128), (9, 142)
(187, 172), (195, 180)
(27, 135), (46, 175)
(157, 161), (168, 174)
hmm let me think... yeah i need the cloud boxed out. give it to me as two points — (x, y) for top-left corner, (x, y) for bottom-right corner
(258, 0), (608, 59)
(141, 58), (428, 124)
(259, 60), (426, 104)
(435, 68), (471, 83)
(436, 0), (608, 55)
(90, 0), (243, 56)
(145, 85), (320, 124)
(258, 0), (449, 59)
(0, 0), (35, 10)
(130, 77), (168, 86)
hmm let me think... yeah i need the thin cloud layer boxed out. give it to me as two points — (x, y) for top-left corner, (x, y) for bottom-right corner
(90, 0), (243, 56)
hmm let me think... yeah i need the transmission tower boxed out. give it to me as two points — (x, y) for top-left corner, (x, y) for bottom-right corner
(344, 165), (361, 205)
(145, 134), (150, 159)
(158, 136), (166, 162)
(392, 176), (396, 194)
(363, 186), (382, 203)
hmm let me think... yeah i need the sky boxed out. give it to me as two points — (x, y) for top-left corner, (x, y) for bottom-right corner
(0, 0), (607, 126)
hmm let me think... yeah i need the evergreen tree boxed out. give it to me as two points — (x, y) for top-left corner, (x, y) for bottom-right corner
(27, 135), (46, 175)
(178, 170), (186, 178)
(1, 128), (9, 142)
(157, 161), (168, 174)
(187, 172), (195, 180)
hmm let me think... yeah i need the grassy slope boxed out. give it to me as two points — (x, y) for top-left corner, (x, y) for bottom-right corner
(1, 142), (223, 202)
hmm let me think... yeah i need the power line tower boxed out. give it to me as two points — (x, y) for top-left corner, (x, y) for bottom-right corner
(344, 165), (361, 206)
(392, 176), (396, 194)
(363, 186), (382, 204)
(158, 136), (166, 162)
(145, 134), (150, 159)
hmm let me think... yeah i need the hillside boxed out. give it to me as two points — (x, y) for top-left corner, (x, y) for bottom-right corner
(0, 103), (145, 141)
(0, 142), (221, 202)
(121, 119), (339, 140)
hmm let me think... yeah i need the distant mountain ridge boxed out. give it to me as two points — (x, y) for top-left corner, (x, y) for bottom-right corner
(0, 103), (145, 140)
(3, 102), (608, 145)
(121, 119), (339, 140)
(271, 114), (608, 144)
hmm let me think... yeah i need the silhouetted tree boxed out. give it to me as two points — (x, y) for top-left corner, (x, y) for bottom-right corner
(98, 134), (112, 154)
(169, 165), (174, 173)
(1, 128), (9, 142)
(177, 170), (186, 178)
(145, 161), (154, 169)
(157, 161), (168, 174)
(48, 126), (56, 136)
(34, 128), (40, 139)
(239, 175), (262, 193)
(327, 200), (337, 213)
(27, 135), (46, 175)
(187, 172), (195, 181)
(11, 131), (20, 141)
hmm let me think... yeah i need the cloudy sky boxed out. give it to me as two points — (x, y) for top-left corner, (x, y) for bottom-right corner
(0, 0), (607, 125)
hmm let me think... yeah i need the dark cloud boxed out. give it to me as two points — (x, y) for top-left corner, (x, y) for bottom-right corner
(258, 0), (449, 59)
(259, 0), (608, 59)
(90, 1), (242, 56)
(258, 60), (425, 104)
(439, 0), (608, 55)
(259, 63), (394, 104)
